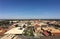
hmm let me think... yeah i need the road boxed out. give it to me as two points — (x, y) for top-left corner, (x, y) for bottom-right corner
(1, 34), (29, 39)
(1, 34), (60, 39)
(1, 34), (15, 39)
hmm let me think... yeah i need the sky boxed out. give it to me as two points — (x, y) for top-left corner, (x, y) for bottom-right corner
(0, 0), (60, 19)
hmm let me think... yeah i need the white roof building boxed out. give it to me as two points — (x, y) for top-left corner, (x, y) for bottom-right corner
(4, 27), (25, 34)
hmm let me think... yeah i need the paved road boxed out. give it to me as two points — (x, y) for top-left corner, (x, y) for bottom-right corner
(0, 34), (15, 39)
(1, 34), (60, 39)
(16, 35), (60, 39)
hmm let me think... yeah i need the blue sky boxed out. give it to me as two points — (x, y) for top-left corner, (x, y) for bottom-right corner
(0, 0), (60, 19)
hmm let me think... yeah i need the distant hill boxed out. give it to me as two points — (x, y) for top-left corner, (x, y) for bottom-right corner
(0, 19), (60, 21)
